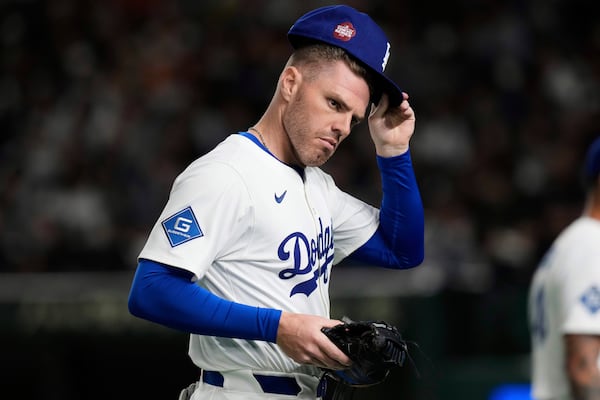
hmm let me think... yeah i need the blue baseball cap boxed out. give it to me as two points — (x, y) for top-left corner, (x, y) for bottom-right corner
(288, 5), (402, 106)
(584, 136), (600, 181)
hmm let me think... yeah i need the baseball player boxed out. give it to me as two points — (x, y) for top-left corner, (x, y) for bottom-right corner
(528, 136), (600, 400)
(128, 5), (424, 400)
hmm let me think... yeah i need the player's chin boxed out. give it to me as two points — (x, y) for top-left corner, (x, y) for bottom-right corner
(305, 149), (335, 167)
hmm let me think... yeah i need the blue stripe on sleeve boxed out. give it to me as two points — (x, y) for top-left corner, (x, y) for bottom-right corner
(348, 151), (424, 268)
(128, 259), (282, 342)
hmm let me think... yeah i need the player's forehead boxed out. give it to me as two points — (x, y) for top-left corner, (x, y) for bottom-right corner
(305, 60), (370, 116)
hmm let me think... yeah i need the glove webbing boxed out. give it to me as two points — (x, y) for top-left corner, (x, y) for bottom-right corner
(322, 340), (420, 400)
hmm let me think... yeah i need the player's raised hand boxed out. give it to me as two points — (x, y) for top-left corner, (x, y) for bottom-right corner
(368, 92), (416, 157)
(276, 312), (352, 370)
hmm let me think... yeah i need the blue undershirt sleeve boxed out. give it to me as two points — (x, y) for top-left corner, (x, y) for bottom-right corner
(127, 259), (282, 343)
(348, 151), (424, 268)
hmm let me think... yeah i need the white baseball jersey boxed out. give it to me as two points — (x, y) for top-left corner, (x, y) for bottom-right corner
(528, 217), (600, 400)
(138, 133), (379, 376)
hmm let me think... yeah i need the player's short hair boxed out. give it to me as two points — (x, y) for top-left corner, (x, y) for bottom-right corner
(288, 42), (375, 99)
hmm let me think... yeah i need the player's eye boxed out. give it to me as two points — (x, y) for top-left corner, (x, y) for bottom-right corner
(328, 98), (341, 110)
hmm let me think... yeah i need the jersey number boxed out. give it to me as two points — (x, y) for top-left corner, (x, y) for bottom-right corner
(530, 287), (547, 344)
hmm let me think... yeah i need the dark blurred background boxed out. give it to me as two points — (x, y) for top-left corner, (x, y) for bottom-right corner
(0, 0), (598, 399)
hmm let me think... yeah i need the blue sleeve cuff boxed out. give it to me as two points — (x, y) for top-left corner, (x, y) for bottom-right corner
(128, 259), (282, 343)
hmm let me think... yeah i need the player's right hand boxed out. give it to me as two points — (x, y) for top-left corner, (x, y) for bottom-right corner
(368, 92), (416, 158)
(276, 311), (353, 370)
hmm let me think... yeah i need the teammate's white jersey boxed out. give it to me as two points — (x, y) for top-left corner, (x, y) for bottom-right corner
(528, 217), (600, 400)
(138, 133), (379, 376)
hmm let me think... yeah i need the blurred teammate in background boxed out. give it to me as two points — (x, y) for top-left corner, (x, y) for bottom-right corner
(528, 136), (600, 399)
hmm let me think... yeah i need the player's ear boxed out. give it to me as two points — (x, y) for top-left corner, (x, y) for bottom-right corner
(279, 66), (302, 102)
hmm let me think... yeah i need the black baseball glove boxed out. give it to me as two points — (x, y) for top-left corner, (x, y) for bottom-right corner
(320, 317), (408, 390)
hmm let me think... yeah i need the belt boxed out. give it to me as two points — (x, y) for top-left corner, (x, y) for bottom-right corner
(202, 370), (303, 396)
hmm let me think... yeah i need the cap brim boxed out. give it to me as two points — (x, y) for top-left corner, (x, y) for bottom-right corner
(584, 137), (600, 181)
(372, 75), (402, 107)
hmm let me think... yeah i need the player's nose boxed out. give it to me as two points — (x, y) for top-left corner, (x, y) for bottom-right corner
(331, 114), (353, 137)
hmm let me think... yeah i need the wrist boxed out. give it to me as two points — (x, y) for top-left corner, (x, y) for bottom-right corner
(375, 143), (409, 158)
(276, 311), (291, 344)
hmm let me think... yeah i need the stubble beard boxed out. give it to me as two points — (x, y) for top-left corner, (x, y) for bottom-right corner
(283, 95), (332, 168)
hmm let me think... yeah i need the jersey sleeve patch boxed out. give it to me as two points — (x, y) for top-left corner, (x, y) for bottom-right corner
(580, 285), (600, 314)
(161, 207), (204, 247)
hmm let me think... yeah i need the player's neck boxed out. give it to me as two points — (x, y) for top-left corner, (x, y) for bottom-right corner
(586, 205), (600, 221)
(583, 189), (600, 220)
(250, 115), (301, 168)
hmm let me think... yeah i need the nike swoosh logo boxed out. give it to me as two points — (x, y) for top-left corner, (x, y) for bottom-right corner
(274, 190), (287, 203)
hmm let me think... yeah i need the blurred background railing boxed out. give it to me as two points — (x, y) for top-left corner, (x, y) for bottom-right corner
(1, 266), (530, 399)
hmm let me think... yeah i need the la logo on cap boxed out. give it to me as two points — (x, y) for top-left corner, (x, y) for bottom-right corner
(333, 22), (356, 41)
